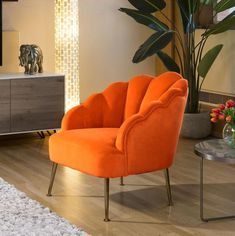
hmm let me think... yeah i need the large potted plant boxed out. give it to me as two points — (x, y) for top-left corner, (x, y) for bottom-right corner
(120, 0), (235, 138)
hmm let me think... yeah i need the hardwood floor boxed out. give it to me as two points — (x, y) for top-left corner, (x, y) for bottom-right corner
(0, 133), (235, 236)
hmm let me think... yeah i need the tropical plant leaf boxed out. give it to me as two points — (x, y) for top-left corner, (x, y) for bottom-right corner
(156, 51), (180, 73)
(177, 0), (190, 33)
(119, 8), (168, 31)
(200, 0), (216, 5)
(214, 0), (235, 13)
(197, 44), (223, 78)
(133, 31), (173, 63)
(177, 0), (197, 33)
(224, 8), (235, 18)
(203, 13), (235, 36)
(128, 0), (166, 13)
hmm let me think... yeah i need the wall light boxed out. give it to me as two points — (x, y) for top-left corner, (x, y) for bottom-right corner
(55, 0), (79, 111)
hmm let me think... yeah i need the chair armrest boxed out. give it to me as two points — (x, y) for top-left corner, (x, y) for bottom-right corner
(115, 101), (159, 152)
(115, 88), (187, 174)
(62, 93), (104, 130)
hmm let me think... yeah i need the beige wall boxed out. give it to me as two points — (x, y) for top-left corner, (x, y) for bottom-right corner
(2, 0), (55, 72)
(0, 31), (20, 73)
(79, 0), (155, 101)
(196, 30), (235, 95)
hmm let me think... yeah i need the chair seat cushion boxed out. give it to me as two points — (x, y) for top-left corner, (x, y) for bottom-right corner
(49, 128), (125, 178)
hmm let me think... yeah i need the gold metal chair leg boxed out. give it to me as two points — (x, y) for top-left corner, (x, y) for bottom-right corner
(104, 178), (110, 222)
(164, 168), (173, 206)
(120, 177), (124, 186)
(47, 162), (58, 197)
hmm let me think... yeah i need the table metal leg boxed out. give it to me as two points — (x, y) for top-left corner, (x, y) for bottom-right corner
(200, 157), (208, 222)
(200, 157), (235, 222)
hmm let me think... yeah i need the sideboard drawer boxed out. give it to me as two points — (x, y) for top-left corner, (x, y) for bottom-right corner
(0, 80), (10, 133)
(11, 77), (64, 132)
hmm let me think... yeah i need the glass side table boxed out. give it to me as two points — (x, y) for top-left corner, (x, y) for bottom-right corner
(194, 139), (235, 222)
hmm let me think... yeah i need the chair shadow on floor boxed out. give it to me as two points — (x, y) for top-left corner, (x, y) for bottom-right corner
(109, 182), (235, 231)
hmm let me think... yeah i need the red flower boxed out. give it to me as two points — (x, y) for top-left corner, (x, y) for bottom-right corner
(218, 104), (225, 111)
(218, 114), (225, 120)
(210, 113), (217, 118)
(226, 99), (235, 108)
(210, 100), (235, 124)
(211, 117), (218, 123)
(212, 108), (221, 114)
(226, 115), (233, 123)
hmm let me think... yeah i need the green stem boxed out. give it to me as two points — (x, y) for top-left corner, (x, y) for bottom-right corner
(175, 45), (184, 74)
(175, 32), (187, 59)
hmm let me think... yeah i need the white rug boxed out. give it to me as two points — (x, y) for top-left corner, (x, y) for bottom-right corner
(0, 178), (89, 236)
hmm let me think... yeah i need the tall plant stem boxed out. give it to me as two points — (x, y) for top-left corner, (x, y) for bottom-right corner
(194, 40), (203, 51)
(175, 45), (184, 74)
(184, 20), (199, 113)
(175, 32), (187, 59)
(195, 29), (209, 91)
(192, 27), (196, 78)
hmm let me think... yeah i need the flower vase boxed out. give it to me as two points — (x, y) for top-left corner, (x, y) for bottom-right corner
(222, 123), (235, 148)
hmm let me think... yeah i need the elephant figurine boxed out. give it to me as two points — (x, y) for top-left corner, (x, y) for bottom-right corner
(19, 44), (43, 75)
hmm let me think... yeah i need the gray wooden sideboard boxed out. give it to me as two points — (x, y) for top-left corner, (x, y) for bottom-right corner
(0, 73), (65, 135)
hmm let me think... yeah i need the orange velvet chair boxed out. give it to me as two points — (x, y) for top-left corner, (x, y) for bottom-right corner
(47, 72), (188, 221)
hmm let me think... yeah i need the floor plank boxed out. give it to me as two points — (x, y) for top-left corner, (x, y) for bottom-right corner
(0, 134), (235, 236)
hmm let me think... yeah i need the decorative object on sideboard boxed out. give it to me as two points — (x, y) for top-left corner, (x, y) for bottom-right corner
(19, 44), (43, 75)
(211, 100), (235, 148)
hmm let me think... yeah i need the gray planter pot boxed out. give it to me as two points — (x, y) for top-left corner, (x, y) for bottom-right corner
(181, 112), (211, 139)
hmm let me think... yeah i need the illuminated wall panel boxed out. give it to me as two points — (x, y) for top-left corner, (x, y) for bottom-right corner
(55, 0), (79, 110)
